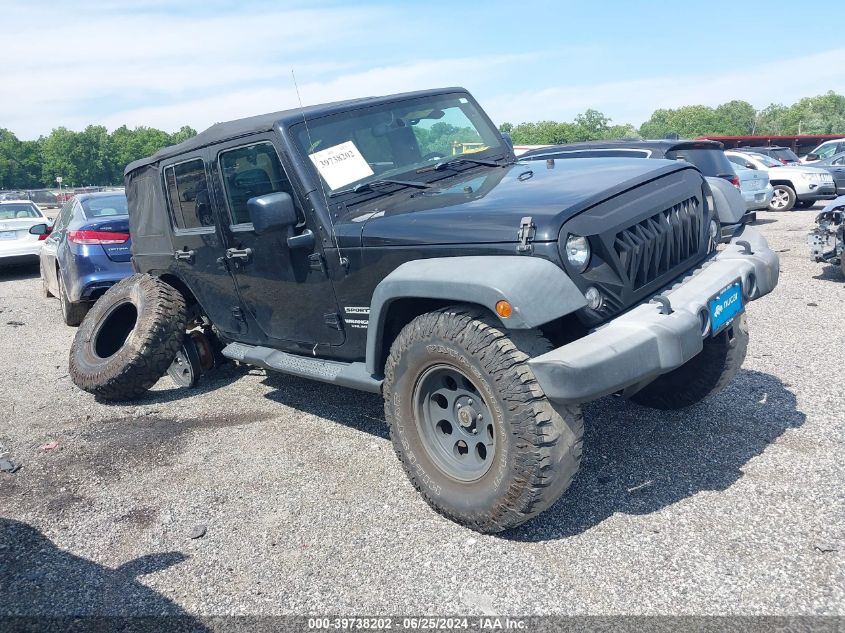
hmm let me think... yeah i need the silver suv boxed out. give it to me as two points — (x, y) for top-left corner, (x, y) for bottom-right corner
(725, 150), (836, 211)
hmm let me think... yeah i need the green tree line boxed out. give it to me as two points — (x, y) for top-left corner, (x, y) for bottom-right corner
(3, 91), (845, 190)
(502, 91), (845, 145)
(0, 125), (196, 190)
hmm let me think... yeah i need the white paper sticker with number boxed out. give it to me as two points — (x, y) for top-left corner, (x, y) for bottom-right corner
(309, 141), (374, 190)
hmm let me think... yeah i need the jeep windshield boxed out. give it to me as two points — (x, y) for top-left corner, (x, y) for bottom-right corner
(293, 93), (506, 196)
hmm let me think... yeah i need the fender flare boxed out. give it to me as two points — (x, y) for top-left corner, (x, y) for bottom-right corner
(365, 256), (586, 375)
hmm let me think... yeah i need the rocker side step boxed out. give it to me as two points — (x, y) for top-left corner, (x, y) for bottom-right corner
(222, 342), (382, 393)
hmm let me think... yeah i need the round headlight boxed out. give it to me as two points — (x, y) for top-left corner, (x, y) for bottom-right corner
(565, 234), (591, 272)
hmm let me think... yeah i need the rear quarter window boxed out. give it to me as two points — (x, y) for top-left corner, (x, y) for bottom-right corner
(163, 159), (215, 230)
(665, 149), (735, 177)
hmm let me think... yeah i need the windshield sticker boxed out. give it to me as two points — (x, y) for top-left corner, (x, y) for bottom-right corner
(309, 141), (374, 190)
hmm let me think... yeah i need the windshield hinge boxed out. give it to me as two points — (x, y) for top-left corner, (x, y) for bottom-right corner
(517, 216), (535, 253)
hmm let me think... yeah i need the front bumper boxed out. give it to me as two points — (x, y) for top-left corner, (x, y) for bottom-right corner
(529, 226), (779, 404)
(797, 184), (836, 201)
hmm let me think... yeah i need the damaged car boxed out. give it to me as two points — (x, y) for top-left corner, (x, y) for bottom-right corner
(808, 199), (845, 277)
(67, 88), (780, 533)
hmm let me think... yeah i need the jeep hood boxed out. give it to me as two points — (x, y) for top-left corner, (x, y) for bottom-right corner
(339, 158), (696, 247)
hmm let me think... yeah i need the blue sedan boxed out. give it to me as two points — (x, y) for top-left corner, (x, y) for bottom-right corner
(39, 191), (133, 326)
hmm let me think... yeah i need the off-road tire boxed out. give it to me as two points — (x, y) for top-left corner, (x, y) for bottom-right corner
(769, 185), (796, 212)
(630, 314), (748, 410)
(383, 304), (584, 533)
(58, 271), (89, 326)
(69, 274), (187, 401)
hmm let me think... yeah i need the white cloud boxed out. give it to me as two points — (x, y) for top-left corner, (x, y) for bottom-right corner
(483, 48), (845, 126)
(4, 0), (845, 140)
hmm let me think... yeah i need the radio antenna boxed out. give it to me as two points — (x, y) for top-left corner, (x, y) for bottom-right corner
(291, 69), (347, 271)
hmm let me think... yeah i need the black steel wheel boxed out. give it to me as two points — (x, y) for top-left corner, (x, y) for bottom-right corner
(414, 365), (496, 482)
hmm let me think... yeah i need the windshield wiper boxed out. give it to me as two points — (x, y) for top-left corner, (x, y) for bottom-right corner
(433, 157), (502, 171)
(330, 179), (432, 197)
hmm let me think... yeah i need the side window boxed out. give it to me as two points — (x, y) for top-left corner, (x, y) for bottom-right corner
(817, 143), (836, 159)
(163, 159), (214, 230)
(219, 142), (295, 226)
(54, 200), (75, 231)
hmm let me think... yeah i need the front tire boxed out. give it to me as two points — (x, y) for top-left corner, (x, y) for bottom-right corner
(383, 305), (583, 533)
(630, 314), (748, 410)
(769, 185), (796, 211)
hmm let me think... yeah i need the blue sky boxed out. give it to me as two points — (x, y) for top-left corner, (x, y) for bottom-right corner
(3, 0), (845, 139)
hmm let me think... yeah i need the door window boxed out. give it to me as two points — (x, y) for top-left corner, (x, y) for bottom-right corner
(163, 159), (215, 230)
(219, 142), (295, 226)
(815, 143), (838, 160)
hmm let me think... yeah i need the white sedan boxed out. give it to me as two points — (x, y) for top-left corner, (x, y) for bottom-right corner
(0, 200), (52, 264)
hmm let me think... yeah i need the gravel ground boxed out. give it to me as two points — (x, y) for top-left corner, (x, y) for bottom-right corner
(0, 208), (843, 619)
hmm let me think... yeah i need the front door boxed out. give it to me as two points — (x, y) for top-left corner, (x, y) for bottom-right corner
(161, 155), (243, 338)
(208, 137), (344, 349)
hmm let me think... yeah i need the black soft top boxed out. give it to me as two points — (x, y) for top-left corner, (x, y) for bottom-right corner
(124, 87), (467, 176)
(520, 139), (725, 159)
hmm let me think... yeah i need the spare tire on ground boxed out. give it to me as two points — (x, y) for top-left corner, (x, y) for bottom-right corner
(69, 274), (187, 401)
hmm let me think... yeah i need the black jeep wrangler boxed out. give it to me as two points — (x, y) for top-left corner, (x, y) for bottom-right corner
(69, 88), (779, 532)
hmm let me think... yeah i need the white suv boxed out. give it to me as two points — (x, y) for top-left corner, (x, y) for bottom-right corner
(725, 150), (836, 211)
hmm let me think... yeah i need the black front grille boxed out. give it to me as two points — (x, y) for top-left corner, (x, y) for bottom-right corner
(613, 196), (702, 290)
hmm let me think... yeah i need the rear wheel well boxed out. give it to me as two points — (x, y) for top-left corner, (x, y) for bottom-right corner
(156, 273), (196, 307)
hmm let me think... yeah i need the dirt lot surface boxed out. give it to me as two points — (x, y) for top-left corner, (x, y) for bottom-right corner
(1, 209), (843, 618)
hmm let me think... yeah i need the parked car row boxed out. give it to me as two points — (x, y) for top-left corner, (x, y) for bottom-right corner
(725, 150), (836, 211)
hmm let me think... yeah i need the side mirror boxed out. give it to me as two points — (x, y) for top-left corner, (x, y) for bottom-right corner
(28, 223), (50, 236)
(805, 153), (820, 162)
(247, 192), (297, 235)
(500, 132), (514, 151)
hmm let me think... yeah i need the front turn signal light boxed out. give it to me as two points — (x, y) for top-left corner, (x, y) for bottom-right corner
(495, 300), (513, 318)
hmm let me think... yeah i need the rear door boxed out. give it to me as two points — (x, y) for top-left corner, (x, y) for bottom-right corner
(209, 136), (344, 348)
(161, 154), (244, 337)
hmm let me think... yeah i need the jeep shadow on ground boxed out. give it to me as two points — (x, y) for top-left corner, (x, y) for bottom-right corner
(812, 263), (845, 282)
(92, 361), (252, 406)
(503, 368), (805, 542)
(0, 260), (40, 282)
(260, 372), (388, 440)
(0, 517), (208, 632)
(255, 367), (804, 542)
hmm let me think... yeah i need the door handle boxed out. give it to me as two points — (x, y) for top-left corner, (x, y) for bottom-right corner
(174, 249), (195, 262)
(226, 247), (253, 261)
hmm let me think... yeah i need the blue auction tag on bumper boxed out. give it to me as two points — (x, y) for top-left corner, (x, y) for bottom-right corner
(709, 280), (743, 334)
